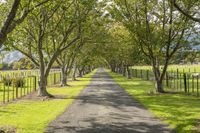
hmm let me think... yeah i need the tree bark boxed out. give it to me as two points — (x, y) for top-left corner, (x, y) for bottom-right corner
(60, 67), (68, 86)
(110, 64), (116, 72)
(126, 65), (132, 79)
(152, 62), (165, 93)
(173, 0), (200, 23)
(78, 68), (83, 77)
(37, 73), (52, 97)
(0, 0), (21, 47)
(155, 80), (164, 93)
(119, 66), (123, 74)
(72, 65), (77, 81)
(123, 66), (126, 76)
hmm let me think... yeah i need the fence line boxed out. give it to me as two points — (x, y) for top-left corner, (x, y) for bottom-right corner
(131, 69), (200, 97)
(0, 70), (61, 104)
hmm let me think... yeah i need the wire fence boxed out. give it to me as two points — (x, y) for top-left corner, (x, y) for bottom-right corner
(0, 69), (61, 104)
(131, 69), (200, 97)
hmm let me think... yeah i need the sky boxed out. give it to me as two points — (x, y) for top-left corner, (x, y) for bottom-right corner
(0, 0), (6, 3)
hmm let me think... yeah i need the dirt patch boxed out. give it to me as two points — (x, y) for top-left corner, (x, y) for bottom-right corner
(193, 119), (200, 133)
(0, 125), (16, 133)
(49, 84), (72, 88)
(22, 92), (68, 101)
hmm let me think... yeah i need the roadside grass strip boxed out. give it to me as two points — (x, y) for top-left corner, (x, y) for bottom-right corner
(0, 70), (96, 133)
(109, 71), (200, 133)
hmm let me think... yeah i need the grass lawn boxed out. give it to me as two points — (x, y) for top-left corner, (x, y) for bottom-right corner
(0, 70), (96, 133)
(109, 71), (200, 133)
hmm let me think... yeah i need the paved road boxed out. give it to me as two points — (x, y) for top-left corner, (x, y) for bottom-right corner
(46, 68), (172, 133)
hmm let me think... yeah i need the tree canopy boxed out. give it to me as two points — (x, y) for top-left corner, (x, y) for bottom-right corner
(0, 0), (199, 96)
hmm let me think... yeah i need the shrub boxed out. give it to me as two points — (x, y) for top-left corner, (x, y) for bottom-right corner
(2, 77), (12, 86)
(12, 77), (24, 88)
(2, 76), (24, 87)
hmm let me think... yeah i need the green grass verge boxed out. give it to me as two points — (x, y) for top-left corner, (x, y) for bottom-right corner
(109, 71), (200, 133)
(0, 70), (96, 133)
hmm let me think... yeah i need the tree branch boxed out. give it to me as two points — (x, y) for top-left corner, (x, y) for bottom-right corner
(173, 0), (200, 22)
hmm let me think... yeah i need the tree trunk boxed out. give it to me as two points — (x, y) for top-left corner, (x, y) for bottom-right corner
(82, 70), (85, 75)
(155, 80), (165, 93)
(38, 74), (52, 97)
(0, 0), (21, 48)
(126, 65), (132, 79)
(110, 64), (115, 72)
(117, 64), (121, 74)
(78, 68), (83, 77)
(119, 66), (123, 74)
(116, 66), (119, 73)
(123, 66), (126, 76)
(89, 66), (92, 73)
(152, 62), (165, 93)
(61, 67), (68, 86)
(72, 65), (77, 81)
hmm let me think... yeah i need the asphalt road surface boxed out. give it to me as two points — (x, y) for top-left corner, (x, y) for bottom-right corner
(45, 68), (172, 133)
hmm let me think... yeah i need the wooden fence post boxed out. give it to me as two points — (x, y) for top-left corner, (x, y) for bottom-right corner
(180, 73), (182, 91)
(3, 83), (5, 103)
(183, 73), (187, 93)
(173, 71), (176, 89)
(166, 72), (169, 87)
(136, 69), (137, 77)
(176, 69), (179, 91)
(53, 73), (56, 85)
(192, 76), (194, 93)
(20, 79), (22, 97)
(187, 74), (190, 93)
(7, 82), (10, 102)
(197, 77), (199, 97)
(34, 76), (37, 91)
(59, 72), (62, 82)
(16, 86), (18, 99)
(12, 81), (14, 100)
(146, 70), (149, 80)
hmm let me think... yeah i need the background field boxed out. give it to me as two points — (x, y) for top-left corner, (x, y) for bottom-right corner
(133, 64), (200, 73)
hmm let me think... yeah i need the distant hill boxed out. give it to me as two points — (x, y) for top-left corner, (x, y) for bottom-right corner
(3, 51), (23, 64)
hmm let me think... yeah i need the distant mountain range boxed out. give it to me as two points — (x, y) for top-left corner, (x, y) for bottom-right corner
(3, 51), (23, 64)
(2, 44), (200, 64)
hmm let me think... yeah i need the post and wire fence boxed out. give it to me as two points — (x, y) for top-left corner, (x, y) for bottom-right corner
(131, 69), (200, 97)
(0, 69), (61, 104)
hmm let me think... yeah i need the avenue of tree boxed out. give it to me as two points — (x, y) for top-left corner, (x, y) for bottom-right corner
(0, 0), (199, 96)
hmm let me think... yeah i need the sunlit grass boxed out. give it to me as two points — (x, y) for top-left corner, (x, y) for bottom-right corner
(0, 70), (96, 133)
(109, 71), (200, 133)
(133, 64), (200, 73)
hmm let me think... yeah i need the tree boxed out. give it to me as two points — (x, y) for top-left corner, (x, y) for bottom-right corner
(173, 0), (200, 23)
(107, 22), (141, 79)
(55, 0), (98, 86)
(0, 0), (50, 47)
(57, 42), (84, 86)
(110, 0), (194, 92)
(7, 0), (86, 97)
